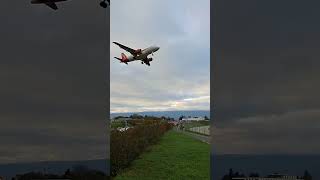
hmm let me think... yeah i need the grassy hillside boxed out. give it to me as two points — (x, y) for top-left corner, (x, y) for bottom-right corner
(114, 130), (210, 180)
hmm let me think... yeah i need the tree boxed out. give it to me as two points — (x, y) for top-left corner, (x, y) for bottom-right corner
(63, 169), (71, 178)
(130, 114), (143, 119)
(228, 168), (234, 177)
(222, 175), (231, 180)
(249, 173), (259, 177)
(303, 170), (312, 180)
(204, 116), (209, 120)
(72, 165), (89, 174)
(179, 115), (185, 120)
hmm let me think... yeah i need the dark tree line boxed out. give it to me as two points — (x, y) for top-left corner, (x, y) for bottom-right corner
(178, 115), (210, 120)
(221, 168), (312, 180)
(115, 114), (175, 121)
(221, 169), (246, 180)
(13, 165), (109, 180)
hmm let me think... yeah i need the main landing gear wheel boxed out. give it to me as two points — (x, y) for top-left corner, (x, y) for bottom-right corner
(100, 0), (109, 8)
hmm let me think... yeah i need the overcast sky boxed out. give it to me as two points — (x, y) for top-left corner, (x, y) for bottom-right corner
(110, 0), (210, 113)
(212, 0), (320, 154)
(0, 1), (108, 163)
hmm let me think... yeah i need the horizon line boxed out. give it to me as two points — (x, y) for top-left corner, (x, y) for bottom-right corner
(110, 109), (211, 114)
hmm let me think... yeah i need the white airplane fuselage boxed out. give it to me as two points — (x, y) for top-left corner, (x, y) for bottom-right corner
(126, 46), (160, 61)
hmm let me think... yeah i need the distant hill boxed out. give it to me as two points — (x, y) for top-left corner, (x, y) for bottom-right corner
(0, 159), (109, 179)
(110, 110), (211, 120)
(212, 154), (320, 180)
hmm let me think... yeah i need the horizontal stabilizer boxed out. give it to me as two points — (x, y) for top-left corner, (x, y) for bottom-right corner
(114, 57), (122, 61)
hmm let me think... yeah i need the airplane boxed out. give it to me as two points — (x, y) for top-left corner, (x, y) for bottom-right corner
(113, 42), (160, 66)
(31, 0), (68, 10)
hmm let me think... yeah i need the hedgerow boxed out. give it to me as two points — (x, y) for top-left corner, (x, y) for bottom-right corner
(110, 119), (173, 176)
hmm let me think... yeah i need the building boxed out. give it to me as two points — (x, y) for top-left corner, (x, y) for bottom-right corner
(181, 116), (205, 121)
(232, 174), (304, 180)
(117, 127), (131, 132)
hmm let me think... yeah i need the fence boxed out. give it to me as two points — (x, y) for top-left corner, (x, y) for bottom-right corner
(188, 126), (210, 136)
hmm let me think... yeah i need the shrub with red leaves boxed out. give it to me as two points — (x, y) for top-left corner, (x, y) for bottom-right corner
(110, 119), (173, 176)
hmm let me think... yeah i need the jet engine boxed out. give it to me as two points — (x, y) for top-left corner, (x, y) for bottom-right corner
(135, 49), (142, 54)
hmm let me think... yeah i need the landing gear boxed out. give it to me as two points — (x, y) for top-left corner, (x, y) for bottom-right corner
(141, 61), (144, 64)
(100, 0), (109, 8)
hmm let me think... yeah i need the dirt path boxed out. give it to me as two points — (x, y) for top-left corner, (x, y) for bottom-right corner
(175, 128), (211, 144)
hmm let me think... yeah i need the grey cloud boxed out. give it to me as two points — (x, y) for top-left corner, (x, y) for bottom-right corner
(214, 49), (320, 123)
(214, 1), (320, 48)
(213, 109), (320, 154)
(213, 0), (320, 154)
(0, 0), (108, 163)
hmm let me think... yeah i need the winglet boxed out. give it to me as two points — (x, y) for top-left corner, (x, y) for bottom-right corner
(113, 42), (121, 46)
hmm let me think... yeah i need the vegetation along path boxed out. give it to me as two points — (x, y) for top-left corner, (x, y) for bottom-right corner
(114, 130), (210, 180)
(178, 129), (211, 144)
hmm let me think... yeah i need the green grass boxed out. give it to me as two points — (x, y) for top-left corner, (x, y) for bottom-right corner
(113, 130), (210, 180)
(111, 121), (127, 129)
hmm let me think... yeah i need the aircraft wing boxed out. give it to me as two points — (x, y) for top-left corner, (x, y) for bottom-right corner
(113, 42), (137, 55)
(45, 2), (58, 10)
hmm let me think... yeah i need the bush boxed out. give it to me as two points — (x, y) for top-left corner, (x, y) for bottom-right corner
(110, 120), (173, 176)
